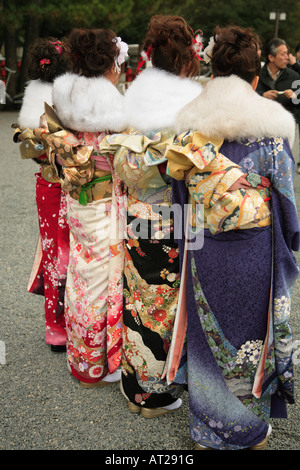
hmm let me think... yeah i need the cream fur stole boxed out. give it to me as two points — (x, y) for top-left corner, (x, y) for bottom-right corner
(52, 72), (128, 133)
(18, 79), (52, 129)
(124, 67), (202, 133)
(175, 75), (295, 147)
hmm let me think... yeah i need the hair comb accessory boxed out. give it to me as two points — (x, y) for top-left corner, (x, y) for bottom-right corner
(50, 41), (64, 54)
(40, 58), (51, 67)
(136, 44), (153, 73)
(113, 36), (129, 73)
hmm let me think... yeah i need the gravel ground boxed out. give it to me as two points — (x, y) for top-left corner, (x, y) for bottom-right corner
(0, 110), (299, 453)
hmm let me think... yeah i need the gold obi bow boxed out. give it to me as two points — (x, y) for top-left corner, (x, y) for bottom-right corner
(165, 132), (225, 181)
(99, 129), (175, 196)
(12, 125), (46, 160)
(165, 132), (271, 234)
(34, 103), (95, 191)
(12, 123), (59, 182)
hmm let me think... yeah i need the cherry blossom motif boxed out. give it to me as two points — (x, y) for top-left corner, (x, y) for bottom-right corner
(34, 175), (69, 346)
(236, 340), (263, 366)
(274, 295), (290, 319)
(64, 164), (123, 381)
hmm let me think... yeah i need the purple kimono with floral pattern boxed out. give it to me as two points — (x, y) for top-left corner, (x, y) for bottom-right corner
(171, 136), (299, 450)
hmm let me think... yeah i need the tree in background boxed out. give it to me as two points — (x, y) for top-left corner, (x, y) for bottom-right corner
(0, 0), (133, 98)
(119, 0), (300, 53)
(177, 0), (300, 59)
(1, 0), (22, 99)
(1, 0), (300, 100)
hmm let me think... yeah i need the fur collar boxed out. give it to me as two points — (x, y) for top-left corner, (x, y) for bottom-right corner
(18, 80), (52, 129)
(124, 67), (202, 133)
(52, 72), (127, 132)
(175, 75), (295, 146)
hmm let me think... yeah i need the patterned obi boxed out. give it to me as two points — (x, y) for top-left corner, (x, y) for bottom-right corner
(165, 132), (272, 235)
(99, 128), (175, 204)
(30, 104), (113, 204)
(127, 187), (174, 242)
(12, 124), (59, 183)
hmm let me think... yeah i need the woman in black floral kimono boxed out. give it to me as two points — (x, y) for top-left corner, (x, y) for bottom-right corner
(100, 15), (202, 417)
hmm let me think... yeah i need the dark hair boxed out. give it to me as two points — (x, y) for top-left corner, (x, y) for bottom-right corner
(66, 28), (119, 78)
(142, 15), (201, 77)
(295, 42), (300, 53)
(210, 25), (261, 84)
(265, 37), (287, 62)
(26, 37), (69, 82)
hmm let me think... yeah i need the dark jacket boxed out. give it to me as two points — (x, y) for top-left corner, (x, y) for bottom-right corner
(256, 63), (300, 122)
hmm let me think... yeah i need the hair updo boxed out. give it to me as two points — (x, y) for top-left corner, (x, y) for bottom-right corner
(210, 25), (261, 84)
(66, 28), (119, 78)
(26, 37), (69, 83)
(142, 15), (200, 77)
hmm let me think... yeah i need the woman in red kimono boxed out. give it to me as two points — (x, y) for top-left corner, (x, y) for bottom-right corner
(14, 38), (70, 352)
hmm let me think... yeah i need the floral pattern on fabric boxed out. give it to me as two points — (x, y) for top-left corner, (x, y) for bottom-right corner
(190, 254), (276, 406)
(34, 173), (69, 345)
(37, 112), (125, 381)
(65, 193), (113, 382)
(123, 244), (180, 386)
(240, 138), (296, 204)
(167, 134), (299, 449)
(99, 131), (184, 407)
(121, 197), (183, 406)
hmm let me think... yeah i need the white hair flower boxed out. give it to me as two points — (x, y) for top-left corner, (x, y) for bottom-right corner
(113, 36), (129, 72)
(203, 36), (216, 64)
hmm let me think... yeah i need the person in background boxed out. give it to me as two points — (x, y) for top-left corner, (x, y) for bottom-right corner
(288, 44), (300, 173)
(256, 38), (299, 103)
(256, 37), (300, 172)
(99, 15), (202, 418)
(290, 42), (300, 67)
(165, 25), (299, 449)
(35, 28), (128, 387)
(13, 37), (70, 353)
(288, 47), (300, 73)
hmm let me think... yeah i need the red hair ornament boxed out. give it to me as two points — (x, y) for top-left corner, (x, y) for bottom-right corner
(136, 44), (153, 73)
(40, 58), (51, 67)
(50, 41), (64, 54)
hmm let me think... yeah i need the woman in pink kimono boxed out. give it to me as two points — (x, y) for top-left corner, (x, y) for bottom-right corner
(36, 28), (128, 386)
(13, 38), (70, 352)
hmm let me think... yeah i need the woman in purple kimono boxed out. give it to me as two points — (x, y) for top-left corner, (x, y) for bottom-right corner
(165, 25), (299, 450)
